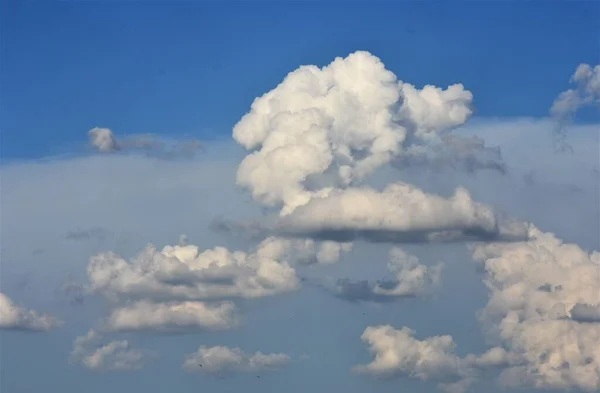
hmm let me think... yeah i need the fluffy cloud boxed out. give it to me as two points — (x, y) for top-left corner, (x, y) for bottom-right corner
(88, 127), (203, 158)
(333, 246), (442, 302)
(470, 225), (600, 391)
(355, 326), (472, 393)
(0, 292), (62, 331)
(70, 329), (152, 371)
(550, 64), (600, 151)
(232, 51), (498, 217)
(255, 236), (352, 265)
(86, 242), (300, 302)
(182, 345), (290, 374)
(104, 300), (239, 332)
(274, 182), (528, 244)
(355, 325), (524, 393)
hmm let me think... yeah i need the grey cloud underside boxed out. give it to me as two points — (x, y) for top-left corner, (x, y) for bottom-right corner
(332, 279), (415, 303)
(392, 135), (507, 175)
(88, 127), (203, 159)
(569, 303), (600, 323)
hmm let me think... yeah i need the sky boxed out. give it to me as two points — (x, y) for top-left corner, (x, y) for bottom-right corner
(0, 1), (599, 393)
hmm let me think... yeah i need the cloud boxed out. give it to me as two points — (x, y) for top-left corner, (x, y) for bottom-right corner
(182, 345), (290, 374)
(355, 325), (524, 393)
(393, 134), (507, 175)
(0, 292), (62, 331)
(355, 325), (475, 393)
(89, 127), (119, 153)
(103, 300), (239, 332)
(232, 50), (503, 218)
(70, 329), (153, 371)
(65, 227), (110, 243)
(332, 246), (442, 303)
(550, 63), (600, 151)
(255, 236), (353, 265)
(86, 241), (300, 302)
(274, 182), (529, 244)
(470, 225), (600, 391)
(88, 127), (203, 158)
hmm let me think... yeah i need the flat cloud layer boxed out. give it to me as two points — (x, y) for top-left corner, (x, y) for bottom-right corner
(274, 182), (529, 243)
(183, 345), (291, 374)
(0, 292), (62, 331)
(104, 300), (239, 332)
(471, 226), (600, 391)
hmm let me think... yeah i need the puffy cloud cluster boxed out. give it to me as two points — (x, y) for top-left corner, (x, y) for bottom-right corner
(71, 329), (152, 371)
(183, 345), (290, 374)
(550, 63), (600, 151)
(84, 240), (307, 332)
(470, 226), (600, 391)
(275, 182), (528, 244)
(333, 247), (442, 302)
(355, 325), (519, 393)
(0, 292), (62, 331)
(232, 51), (493, 217)
(88, 127), (203, 158)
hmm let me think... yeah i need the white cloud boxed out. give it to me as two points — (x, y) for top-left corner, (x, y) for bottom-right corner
(89, 127), (120, 153)
(87, 241), (300, 302)
(355, 325), (475, 393)
(333, 246), (442, 302)
(255, 236), (353, 265)
(0, 292), (62, 331)
(232, 50), (503, 218)
(551, 64), (600, 120)
(470, 225), (600, 391)
(70, 329), (152, 371)
(274, 182), (528, 243)
(355, 325), (525, 393)
(182, 345), (290, 374)
(104, 300), (239, 332)
(550, 63), (600, 151)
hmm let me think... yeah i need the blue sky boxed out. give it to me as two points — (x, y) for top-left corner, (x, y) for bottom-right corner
(2, 0), (599, 159)
(1, 2), (599, 393)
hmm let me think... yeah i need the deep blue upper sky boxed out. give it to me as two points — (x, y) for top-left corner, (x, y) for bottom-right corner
(1, 0), (599, 160)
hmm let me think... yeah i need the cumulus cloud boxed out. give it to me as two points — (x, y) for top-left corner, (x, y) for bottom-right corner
(356, 325), (525, 393)
(470, 225), (600, 391)
(88, 127), (203, 158)
(104, 300), (239, 332)
(355, 326), (472, 393)
(255, 236), (353, 265)
(333, 247), (442, 303)
(232, 51), (495, 217)
(0, 292), (62, 331)
(550, 63), (600, 151)
(70, 329), (153, 371)
(86, 241), (300, 302)
(274, 182), (529, 244)
(182, 345), (290, 374)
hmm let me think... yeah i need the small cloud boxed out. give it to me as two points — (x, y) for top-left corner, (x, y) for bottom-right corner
(0, 292), (62, 331)
(70, 329), (154, 371)
(334, 247), (442, 303)
(103, 300), (239, 333)
(549, 63), (600, 152)
(182, 345), (290, 374)
(87, 127), (203, 159)
(65, 227), (110, 243)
